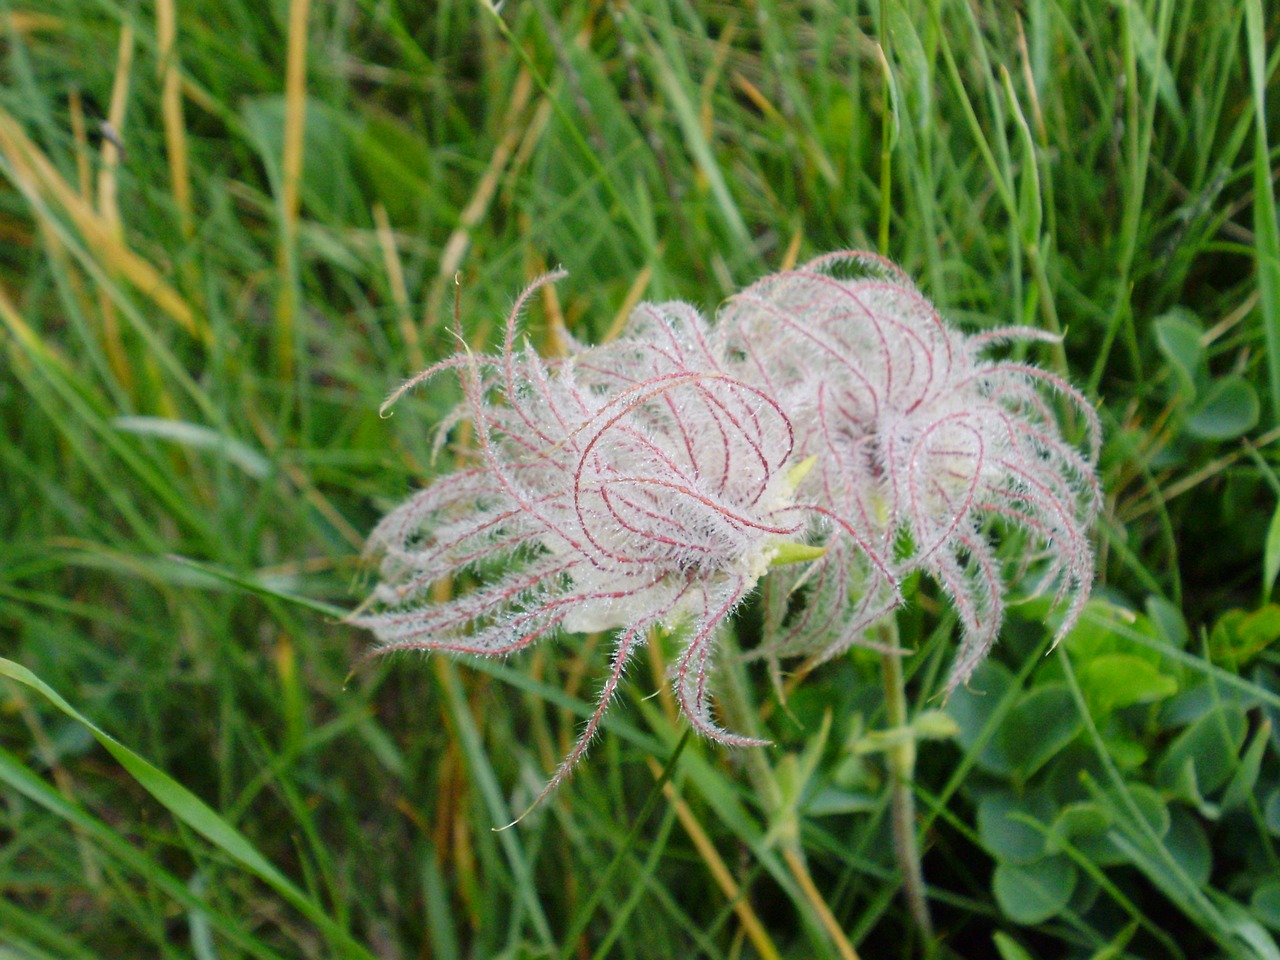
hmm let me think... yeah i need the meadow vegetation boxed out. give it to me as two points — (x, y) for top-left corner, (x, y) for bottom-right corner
(1, 1), (1279, 958)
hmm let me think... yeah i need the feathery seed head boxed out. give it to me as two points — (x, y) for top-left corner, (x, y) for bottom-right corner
(719, 252), (1101, 692)
(357, 255), (1101, 803)
(356, 274), (809, 796)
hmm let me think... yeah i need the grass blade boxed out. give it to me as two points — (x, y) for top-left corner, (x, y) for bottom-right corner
(0, 657), (379, 960)
(1244, 0), (1280, 424)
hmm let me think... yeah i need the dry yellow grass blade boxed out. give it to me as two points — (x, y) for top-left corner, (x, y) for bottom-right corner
(2, 12), (61, 34)
(601, 260), (655, 344)
(0, 282), (70, 371)
(522, 242), (569, 359)
(781, 846), (863, 960)
(281, 0), (310, 237)
(97, 24), (134, 237)
(646, 757), (783, 960)
(372, 202), (424, 370)
(276, 0), (312, 376)
(0, 106), (204, 342)
(96, 24), (137, 391)
(156, 0), (193, 239)
(67, 91), (92, 199)
(780, 227), (804, 271)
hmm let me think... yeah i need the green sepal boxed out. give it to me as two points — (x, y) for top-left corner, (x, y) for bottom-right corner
(771, 542), (827, 566)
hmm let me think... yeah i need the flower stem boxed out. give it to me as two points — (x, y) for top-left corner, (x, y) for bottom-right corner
(718, 640), (861, 960)
(716, 639), (780, 814)
(877, 618), (935, 949)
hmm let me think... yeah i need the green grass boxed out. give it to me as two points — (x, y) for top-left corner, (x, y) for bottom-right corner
(1, 1), (1279, 957)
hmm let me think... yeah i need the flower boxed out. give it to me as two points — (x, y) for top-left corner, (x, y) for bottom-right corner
(718, 251), (1101, 691)
(355, 272), (808, 794)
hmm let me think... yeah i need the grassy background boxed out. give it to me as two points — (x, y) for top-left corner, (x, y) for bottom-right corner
(1, 0), (1279, 957)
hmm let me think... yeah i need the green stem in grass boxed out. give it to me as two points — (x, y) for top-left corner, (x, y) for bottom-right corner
(718, 638), (863, 960)
(877, 618), (935, 951)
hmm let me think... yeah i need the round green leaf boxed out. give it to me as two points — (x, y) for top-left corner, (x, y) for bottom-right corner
(1051, 801), (1111, 842)
(1185, 374), (1260, 440)
(993, 856), (1078, 924)
(1066, 874), (1100, 916)
(1154, 308), (1204, 399)
(1000, 683), (1083, 779)
(1108, 782), (1172, 839)
(1105, 736), (1150, 770)
(978, 791), (1054, 864)
(1053, 801), (1127, 868)
(948, 661), (1017, 776)
(1072, 784), (1171, 868)
(1253, 879), (1280, 932)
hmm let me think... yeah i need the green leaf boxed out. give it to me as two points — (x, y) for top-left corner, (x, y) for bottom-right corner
(978, 791), (1053, 865)
(992, 856), (1077, 924)
(165, 554), (348, 619)
(1146, 594), (1190, 649)
(1222, 720), (1271, 813)
(642, 16), (750, 247)
(0, 748), (287, 960)
(1102, 782), (1171, 840)
(1156, 702), (1248, 799)
(1245, 0), (1280, 426)
(1000, 683), (1083, 779)
(1079, 653), (1177, 715)
(771, 542), (828, 566)
(1050, 801), (1111, 845)
(352, 114), (446, 223)
(241, 96), (361, 223)
(993, 931), (1036, 960)
(1264, 789), (1280, 837)
(1064, 598), (1166, 667)
(1104, 735), (1149, 770)
(1266, 503), (1280, 601)
(1165, 807), (1212, 888)
(767, 710), (832, 847)
(1053, 801), (1127, 868)
(1086, 922), (1139, 960)
(1209, 606), (1280, 668)
(805, 786), (879, 816)
(1122, 0), (1185, 125)
(912, 709), (960, 740)
(948, 660), (1018, 776)
(1254, 880), (1280, 933)
(1223, 898), (1280, 960)
(1153, 308), (1204, 399)
(1185, 374), (1261, 440)
(853, 708), (956, 754)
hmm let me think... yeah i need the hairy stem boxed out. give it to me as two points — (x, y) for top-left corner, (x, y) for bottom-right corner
(718, 640), (861, 960)
(878, 619), (935, 949)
